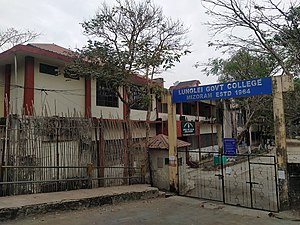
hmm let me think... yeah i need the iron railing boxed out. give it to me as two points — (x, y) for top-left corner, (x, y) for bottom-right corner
(178, 149), (279, 212)
(0, 165), (145, 196)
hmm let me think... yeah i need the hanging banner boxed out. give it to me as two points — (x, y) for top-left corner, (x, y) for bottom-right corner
(172, 77), (272, 103)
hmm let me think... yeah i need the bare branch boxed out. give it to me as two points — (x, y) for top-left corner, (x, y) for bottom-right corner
(0, 27), (40, 51)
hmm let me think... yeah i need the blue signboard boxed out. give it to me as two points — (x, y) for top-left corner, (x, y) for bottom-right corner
(223, 138), (237, 156)
(172, 77), (272, 103)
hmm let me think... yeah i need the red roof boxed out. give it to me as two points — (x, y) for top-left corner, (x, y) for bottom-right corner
(28, 43), (73, 57)
(0, 43), (163, 86)
(0, 44), (72, 62)
(169, 80), (200, 90)
(129, 73), (164, 86)
(148, 134), (191, 149)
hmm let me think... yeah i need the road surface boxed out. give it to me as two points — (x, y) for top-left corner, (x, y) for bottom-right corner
(4, 196), (298, 225)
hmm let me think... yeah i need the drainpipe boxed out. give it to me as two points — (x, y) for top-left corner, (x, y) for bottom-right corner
(14, 54), (18, 115)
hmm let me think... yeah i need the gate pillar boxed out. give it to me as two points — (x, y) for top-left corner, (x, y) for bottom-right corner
(167, 91), (178, 192)
(273, 75), (293, 210)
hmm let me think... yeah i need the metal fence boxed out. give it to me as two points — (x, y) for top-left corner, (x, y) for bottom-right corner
(0, 165), (144, 196)
(178, 149), (279, 212)
(0, 115), (148, 196)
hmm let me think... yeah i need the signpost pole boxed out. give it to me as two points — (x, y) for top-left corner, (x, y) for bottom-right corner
(272, 75), (292, 210)
(167, 91), (178, 192)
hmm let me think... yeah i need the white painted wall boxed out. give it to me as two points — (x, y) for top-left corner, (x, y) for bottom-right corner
(287, 139), (300, 163)
(9, 58), (25, 115)
(91, 80), (123, 119)
(131, 94), (157, 121)
(199, 124), (217, 134)
(2, 55), (159, 123)
(34, 59), (85, 116)
(131, 123), (156, 138)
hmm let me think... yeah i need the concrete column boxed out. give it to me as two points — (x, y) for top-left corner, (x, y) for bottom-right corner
(249, 126), (253, 147)
(217, 124), (223, 150)
(23, 56), (34, 115)
(167, 92), (178, 192)
(85, 78), (91, 117)
(223, 101), (232, 138)
(4, 64), (11, 117)
(273, 76), (289, 210)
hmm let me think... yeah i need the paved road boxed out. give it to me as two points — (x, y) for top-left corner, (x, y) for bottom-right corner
(4, 196), (299, 225)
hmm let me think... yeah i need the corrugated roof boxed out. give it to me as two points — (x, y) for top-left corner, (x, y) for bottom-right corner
(148, 134), (191, 149)
(28, 43), (73, 57)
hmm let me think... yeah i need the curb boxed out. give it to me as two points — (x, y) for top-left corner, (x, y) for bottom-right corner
(0, 188), (159, 222)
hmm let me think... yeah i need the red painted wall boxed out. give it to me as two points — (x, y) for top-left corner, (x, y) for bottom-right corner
(85, 79), (91, 117)
(4, 64), (11, 117)
(23, 56), (34, 115)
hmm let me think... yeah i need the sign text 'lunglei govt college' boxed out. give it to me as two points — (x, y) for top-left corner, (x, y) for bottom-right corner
(172, 77), (273, 103)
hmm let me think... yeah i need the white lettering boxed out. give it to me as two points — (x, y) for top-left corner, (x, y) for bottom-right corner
(257, 79), (262, 86)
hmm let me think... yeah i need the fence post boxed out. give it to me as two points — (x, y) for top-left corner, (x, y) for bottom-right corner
(95, 118), (105, 187)
(87, 163), (93, 189)
(141, 164), (146, 184)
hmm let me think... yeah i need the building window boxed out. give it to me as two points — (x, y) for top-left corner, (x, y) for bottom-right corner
(183, 102), (197, 115)
(64, 73), (79, 80)
(39, 63), (58, 76)
(156, 95), (168, 113)
(96, 80), (119, 107)
(199, 102), (216, 118)
(176, 103), (181, 114)
(130, 86), (149, 111)
(161, 103), (168, 113)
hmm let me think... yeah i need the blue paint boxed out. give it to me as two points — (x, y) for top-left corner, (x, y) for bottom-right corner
(223, 138), (237, 156)
(172, 77), (272, 103)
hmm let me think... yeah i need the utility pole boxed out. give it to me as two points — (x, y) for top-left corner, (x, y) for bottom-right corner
(167, 91), (178, 192)
(272, 75), (294, 210)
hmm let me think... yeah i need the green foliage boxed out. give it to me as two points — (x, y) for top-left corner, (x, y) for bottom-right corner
(284, 77), (300, 137)
(64, 40), (127, 92)
(204, 49), (275, 141)
(203, 49), (277, 82)
(202, 0), (300, 140)
(272, 6), (300, 75)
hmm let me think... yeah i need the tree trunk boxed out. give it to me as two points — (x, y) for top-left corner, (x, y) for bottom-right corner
(145, 81), (153, 186)
(124, 86), (133, 184)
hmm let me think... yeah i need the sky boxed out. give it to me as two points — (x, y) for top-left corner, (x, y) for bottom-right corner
(0, 0), (221, 87)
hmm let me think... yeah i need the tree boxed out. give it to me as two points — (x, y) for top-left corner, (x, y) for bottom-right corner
(204, 49), (276, 144)
(65, 0), (190, 171)
(202, 0), (300, 76)
(284, 78), (300, 138)
(0, 27), (39, 51)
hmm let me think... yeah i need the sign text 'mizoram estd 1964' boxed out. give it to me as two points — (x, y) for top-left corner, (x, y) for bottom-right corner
(172, 77), (272, 103)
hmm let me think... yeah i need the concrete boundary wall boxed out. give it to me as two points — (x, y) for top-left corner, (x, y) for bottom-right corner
(0, 185), (159, 222)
